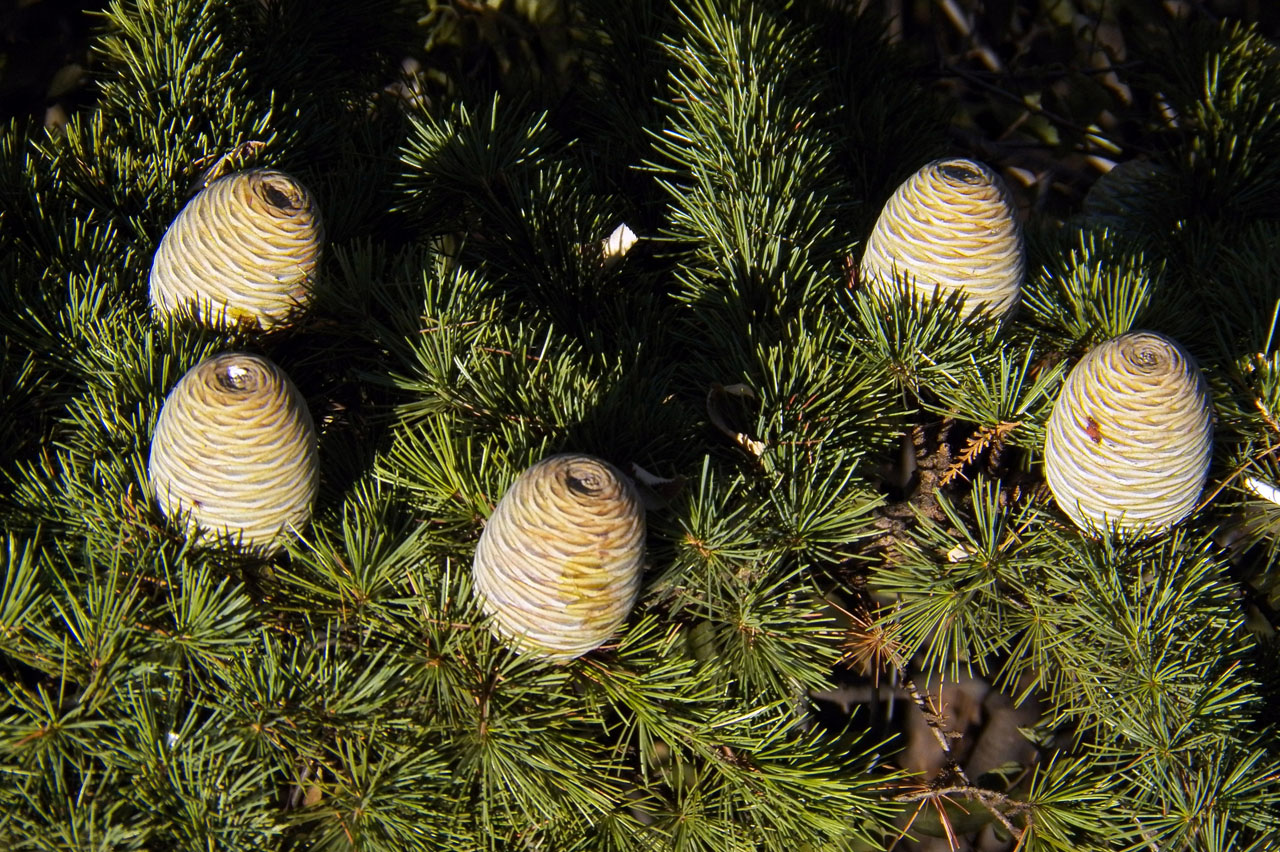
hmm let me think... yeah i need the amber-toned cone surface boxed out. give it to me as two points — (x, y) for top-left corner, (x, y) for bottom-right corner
(860, 158), (1024, 321)
(472, 454), (646, 661)
(148, 353), (318, 553)
(149, 168), (324, 331)
(1044, 331), (1213, 536)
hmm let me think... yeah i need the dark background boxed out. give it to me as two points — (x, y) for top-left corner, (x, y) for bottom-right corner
(4, 0), (1279, 222)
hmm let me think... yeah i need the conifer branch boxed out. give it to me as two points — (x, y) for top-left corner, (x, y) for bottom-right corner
(892, 784), (1027, 843)
(1253, 395), (1280, 438)
(900, 677), (970, 787)
(3, 1), (1279, 848)
(937, 420), (1021, 487)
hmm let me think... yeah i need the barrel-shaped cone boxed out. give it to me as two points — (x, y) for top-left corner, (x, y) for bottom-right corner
(1044, 331), (1213, 536)
(860, 158), (1024, 321)
(149, 169), (323, 331)
(472, 454), (646, 661)
(148, 353), (318, 553)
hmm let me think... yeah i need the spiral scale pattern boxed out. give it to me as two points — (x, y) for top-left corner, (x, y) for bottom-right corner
(1044, 331), (1213, 536)
(860, 158), (1024, 321)
(148, 353), (319, 553)
(149, 169), (324, 331)
(472, 454), (646, 661)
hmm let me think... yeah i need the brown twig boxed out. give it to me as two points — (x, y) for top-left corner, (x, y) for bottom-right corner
(936, 0), (1004, 73)
(1193, 439), (1280, 513)
(938, 421), (1021, 487)
(941, 61), (1157, 156)
(1254, 395), (1280, 438)
(418, 319), (480, 334)
(902, 676), (970, 786)
(477, 346), (544, 362)
(893, 784), (1029, 843)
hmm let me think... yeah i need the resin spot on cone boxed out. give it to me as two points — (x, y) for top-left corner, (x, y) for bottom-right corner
(1044, 330), (1213, 537)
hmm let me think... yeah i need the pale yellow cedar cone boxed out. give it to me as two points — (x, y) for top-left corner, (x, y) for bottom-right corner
(149, 168), (324, 331)
(148, 352), (319, 554)
(472, 454), (646, 661)
(1044, 330), (1213, 537)
(860, 158), (1024, 321)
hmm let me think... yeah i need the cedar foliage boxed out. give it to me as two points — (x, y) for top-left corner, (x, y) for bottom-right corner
(1, 1), (1279, 850)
